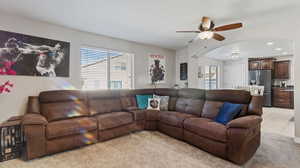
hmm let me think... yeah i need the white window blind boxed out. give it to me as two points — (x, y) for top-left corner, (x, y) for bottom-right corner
(80, 47), (134, 90)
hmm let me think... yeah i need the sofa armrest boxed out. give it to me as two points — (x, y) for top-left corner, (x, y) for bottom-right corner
(22, 114), (48, 126)
(21, 114), (47, 160)
(226, 115), (262, 164)
(248, 96), (263, 116)
(27, 96), (40, 114)
(226, 115), (262, 129)
(7, 115), (23, 122)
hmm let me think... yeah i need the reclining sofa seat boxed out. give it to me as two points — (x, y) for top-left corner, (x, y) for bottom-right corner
(21, 88), (263, 165)
(183, 90), (262, 164)
(158, 88), (205, 140)
(87, 90), (137, 142)
(22, 90), (98, 160)
(120, 89), (156, 130)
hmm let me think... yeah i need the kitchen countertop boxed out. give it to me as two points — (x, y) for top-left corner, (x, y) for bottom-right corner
(272, 86), (294, 92)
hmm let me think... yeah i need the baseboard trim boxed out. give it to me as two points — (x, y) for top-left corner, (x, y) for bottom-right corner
(294, 137), (300, 144)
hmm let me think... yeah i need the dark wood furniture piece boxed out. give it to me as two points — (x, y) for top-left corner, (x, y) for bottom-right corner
(274, 61), (290, 79)
(272, 87), (294, 109)
(248, 58), (275, 70)
(0, 116), (24, 162)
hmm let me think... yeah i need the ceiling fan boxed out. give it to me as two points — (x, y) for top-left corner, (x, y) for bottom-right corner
(176, 17), (243, 41)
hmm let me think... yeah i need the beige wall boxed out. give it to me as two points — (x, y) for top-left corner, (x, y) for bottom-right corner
(0, 13), (176, 122)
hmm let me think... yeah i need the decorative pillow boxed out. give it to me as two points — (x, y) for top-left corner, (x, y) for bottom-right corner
(147, 98), (160, 110)
(136, 95), (153, 109)
(214, 102), (243, 125)
(153, 94), (169, 111)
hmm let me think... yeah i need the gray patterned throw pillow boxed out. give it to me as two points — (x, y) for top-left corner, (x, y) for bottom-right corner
(153, 94), (169, 111)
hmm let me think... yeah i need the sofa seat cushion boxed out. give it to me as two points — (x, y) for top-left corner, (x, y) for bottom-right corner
(97, 112), (134, 130)
(159, 111), (196, 128)
(46, 117), (97, 139)
(184, 118), (227, 143)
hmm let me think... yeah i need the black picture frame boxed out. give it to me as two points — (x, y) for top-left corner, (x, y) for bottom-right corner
(180, 63), (188, 80)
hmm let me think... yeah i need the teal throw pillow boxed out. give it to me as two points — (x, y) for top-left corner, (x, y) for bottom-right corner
(136, 95), (153, 109)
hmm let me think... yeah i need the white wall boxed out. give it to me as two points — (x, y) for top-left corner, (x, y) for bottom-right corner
(175, 48), (188, 88)
(175, 48), (223, 89)
(198, 57), (223, 89)
(0, 13), (176, 122)
(223, 58), (248, 89)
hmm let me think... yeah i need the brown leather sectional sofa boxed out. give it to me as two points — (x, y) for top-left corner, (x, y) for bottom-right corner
(21, 88), (263, 165)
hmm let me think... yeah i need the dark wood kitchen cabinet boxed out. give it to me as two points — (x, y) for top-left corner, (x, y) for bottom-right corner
(274, 61), (290, 79)
(261, 59), (274, 70)
(249, 60), (261, 70)
(272, 88), (294, 109)
(249, 58), (275, 70)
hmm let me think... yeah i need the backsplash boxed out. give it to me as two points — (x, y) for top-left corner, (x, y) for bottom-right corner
(273, 79), (294, 87)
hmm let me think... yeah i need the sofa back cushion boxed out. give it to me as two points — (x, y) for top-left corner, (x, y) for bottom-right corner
(205, 90), (251, 104)
(39, 90), (89, 122)
(201, 101), (224, 119)
(120, 90), (137, 109)
(154, 88), (178, 111)
(119, 89), (154, 109)
(87, 90), (122, 115)
(202, 90), (252, 119)
(175, 89), (205, 116)
(176, 98), (205, 116)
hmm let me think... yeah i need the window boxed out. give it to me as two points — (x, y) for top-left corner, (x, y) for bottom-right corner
(204, 65), (218, 89)
(80, 47), (134, 90)
(112, 62), (126, 71)
(110, 81), (122, 89)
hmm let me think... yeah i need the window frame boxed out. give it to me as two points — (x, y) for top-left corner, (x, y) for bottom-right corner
(204, 65), (219, 90)
(80, 45), (135, 90)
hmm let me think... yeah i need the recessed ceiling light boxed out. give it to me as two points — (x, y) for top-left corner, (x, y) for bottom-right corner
(267, 42), (274, 46)
(231, 52), (240, 59)
(275, 48), (282, 51)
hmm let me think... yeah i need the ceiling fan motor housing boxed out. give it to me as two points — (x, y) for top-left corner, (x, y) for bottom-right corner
(199, 20), (215, 31)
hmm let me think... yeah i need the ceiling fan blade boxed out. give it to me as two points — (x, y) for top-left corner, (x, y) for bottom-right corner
(213, 33), (225, 41)
(176, 31), (200, 33)
(214, 23), (243, 31)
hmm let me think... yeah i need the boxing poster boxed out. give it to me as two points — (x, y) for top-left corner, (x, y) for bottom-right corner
(149, 54), (166, 83)
(0, 30), (70, 77)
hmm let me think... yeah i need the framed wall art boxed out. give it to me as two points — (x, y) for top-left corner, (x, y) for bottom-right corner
(0, 30), (70, 77)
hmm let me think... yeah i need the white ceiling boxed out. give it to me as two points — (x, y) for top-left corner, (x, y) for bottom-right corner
(0, 0), (299, 50)
(204, 40), (294, 61)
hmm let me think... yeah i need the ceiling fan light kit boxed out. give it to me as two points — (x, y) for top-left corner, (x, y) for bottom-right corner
(176, 16), (243, 42)
(198, 31), (214, 40)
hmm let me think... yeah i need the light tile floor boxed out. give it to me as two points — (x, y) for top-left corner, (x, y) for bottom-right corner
(261, 107), (295, 137)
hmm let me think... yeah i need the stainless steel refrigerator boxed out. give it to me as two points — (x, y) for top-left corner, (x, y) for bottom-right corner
(249, 70), (272, 107)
